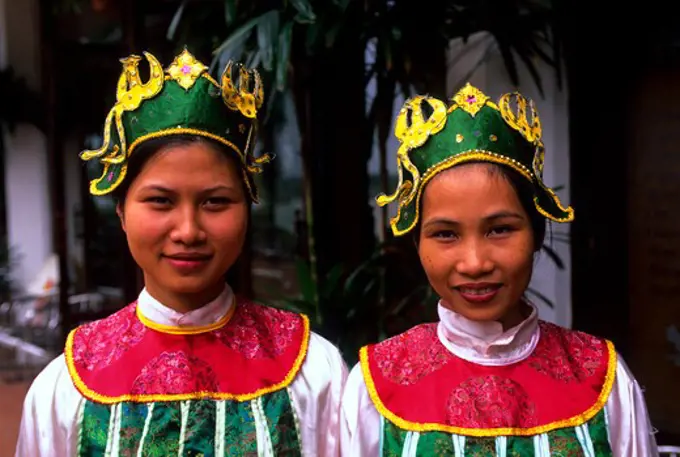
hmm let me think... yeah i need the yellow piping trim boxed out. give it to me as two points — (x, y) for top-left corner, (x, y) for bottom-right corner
(534, 184), (575, 223)
(65, 312), (311, 404)
(359, 339), (617, 437)
(390, 150), (535, 236)
(89, 162), (128, 196)
(126, 127), (242, 161)
(136, 299), (236, 335)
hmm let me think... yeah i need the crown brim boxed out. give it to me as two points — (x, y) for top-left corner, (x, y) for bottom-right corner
(387, 155), (574, 237)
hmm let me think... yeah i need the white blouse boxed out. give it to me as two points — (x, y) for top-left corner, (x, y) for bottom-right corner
(340, 302), (659, 456)
(16, 285), (349, 457)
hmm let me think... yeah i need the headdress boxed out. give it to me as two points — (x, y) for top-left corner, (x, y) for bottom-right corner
(79, 49), (271, 201)
(377, 83), (573, 236)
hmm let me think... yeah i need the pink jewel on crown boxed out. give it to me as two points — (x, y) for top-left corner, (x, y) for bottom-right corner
(452, 83), (490, 117)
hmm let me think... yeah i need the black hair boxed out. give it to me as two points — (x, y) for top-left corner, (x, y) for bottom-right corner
(413, 162), (547, 251)
(111, 134), (246, 205)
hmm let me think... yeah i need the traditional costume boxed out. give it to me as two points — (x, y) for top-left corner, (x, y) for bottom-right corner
(340, 84), (658, 456)
(16, 49), (347, 456)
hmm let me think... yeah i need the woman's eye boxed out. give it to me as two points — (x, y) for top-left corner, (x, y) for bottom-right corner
(145, 196), (171, 205)
(488, 225), (514, 236)
(432, 230), (457, 240)
(203, 197), (232, 208)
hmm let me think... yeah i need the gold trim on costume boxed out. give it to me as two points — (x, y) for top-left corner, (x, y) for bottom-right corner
(389, 149), (535, 236)
(136, 298), (236, 335)
(64, 311), (311, 404)
(359, 339), (618, 437)
(122, 127), (257, 202)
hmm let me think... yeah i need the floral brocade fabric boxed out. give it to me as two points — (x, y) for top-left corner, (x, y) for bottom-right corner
(77, 388), (302, 456)
(380, 408), (612, 456)
(363, 321), (614, 433)
(65, 299), (309, 402)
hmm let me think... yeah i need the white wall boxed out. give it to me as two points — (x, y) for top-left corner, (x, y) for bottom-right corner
(445, 32), (572, 327)
(1, 0), (55, 292)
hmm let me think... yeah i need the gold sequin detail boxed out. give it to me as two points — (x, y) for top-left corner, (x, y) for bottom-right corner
(456, 134), (464, 143)
(490, 134), (498, 142)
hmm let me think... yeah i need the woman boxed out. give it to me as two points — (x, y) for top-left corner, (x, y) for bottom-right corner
(16, 49), (347, 456)
(340, 84), (658, 456)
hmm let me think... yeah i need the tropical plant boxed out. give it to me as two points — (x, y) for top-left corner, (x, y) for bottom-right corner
(168, 0), (565, 345)
(277, 238), (438, 364)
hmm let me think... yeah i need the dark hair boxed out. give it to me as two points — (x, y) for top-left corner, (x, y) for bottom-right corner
(413, 162), (547, 250)
(111, 134), (244, 204)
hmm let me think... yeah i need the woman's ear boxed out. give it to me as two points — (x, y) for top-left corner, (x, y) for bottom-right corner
(116, 203), (126, 232)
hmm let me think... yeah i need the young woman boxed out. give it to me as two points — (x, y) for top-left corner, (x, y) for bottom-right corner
(16, 49), (347, 456)
(340, 84), (658, 456)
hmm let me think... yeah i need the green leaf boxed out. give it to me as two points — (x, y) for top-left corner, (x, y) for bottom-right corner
(278, 299), (316, 316)
(526, 287), (555, 308)
(325, 20), (344, 48)
(495, 39), (520, 88)
(294, 258), (318, 305)
(290, 0), (316, 23)
(224, 0), (236, 26)
(275, 21), (293, 91)
(246, 49), (262, 69)
(321, 264), (344, 299)
(540, 243), (565, 269)
(213, 13), (267, 57)
(333, 0), (351, 11)
(514, 45), (544, 97)
(390, 284), (429, 316)
(257, 10), (280, 71)
(305, 22), (321, 54)
(166, 0), (188, 41)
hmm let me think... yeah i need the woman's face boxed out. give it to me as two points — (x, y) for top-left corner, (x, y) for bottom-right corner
(418, 163), (535, 326)
(119, 141), (248, 308)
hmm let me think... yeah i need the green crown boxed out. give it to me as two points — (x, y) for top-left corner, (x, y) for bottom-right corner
(80, 49), (271, 201)
(376, 83), (574, 236)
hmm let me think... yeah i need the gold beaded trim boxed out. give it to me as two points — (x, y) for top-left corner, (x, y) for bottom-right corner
(389, 149), (535, 236)
(122, 127), (258, 203)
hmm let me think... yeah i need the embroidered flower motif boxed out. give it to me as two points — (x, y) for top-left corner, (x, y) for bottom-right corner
(131, 351), (218, 394)
(215, 302), (300, 359)
(446, 375), (537, 428)
(72, 305), (146, 372)
(373, 324), (452, 385)
(528, 322), (605, 383)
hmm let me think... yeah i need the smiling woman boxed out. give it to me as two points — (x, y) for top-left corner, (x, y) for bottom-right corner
(340, 84), (659, 456)
(15, 49), (347, 457)
(115, 136), (249, 313)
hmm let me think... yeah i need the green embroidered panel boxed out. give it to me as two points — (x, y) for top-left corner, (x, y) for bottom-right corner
(546, 425), (581, 455)
(77, 389), (302, 457)
(183, 400), (216, 456)
(79, 401), (110, 455)
(223, 397), (258, 456)
(262, 389), (302, 456)
(588, 410), (612, 457)
(142, 402), (182, 456)
(417, 431), (455, 456)
(119, 403), (149, 456)
(381, 409), (613, 457)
